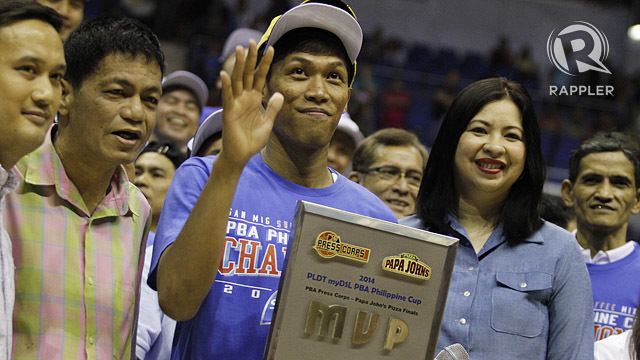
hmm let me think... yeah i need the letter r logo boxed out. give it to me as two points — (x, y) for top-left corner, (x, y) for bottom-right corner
(547, 21), (611, 76)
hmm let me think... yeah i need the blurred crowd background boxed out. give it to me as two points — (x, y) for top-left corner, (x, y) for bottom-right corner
(85, 0), (640, 183)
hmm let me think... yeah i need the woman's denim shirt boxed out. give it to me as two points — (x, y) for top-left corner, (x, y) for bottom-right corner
(400, 215), (593, 360)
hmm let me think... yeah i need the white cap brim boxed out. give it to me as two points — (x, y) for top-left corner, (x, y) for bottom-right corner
(336, 112), (364, 144)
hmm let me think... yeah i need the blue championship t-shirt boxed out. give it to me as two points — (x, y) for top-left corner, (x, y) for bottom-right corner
(589, 242), (640, 340)
(149, 154), (396, 359)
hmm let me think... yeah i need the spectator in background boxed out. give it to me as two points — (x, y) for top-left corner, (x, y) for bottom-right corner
(380, 37), (407, 67)
(190, 109), (223, 157)
(5, 16), (163, 358)
(0, 2), (65, 358)
(190, 27), (260, 155)
(151, 70), (208, 155)
(36, 0), (83, 41)
(212, 28), (262, 106)
(134, 141), (187, 360)
(350, 128), (428, 219)
(488, 36), (513, 76)
(514, 45), (538, 83)
(402, 77), (593, 359)
(539, 193), (576, 231)
(380, 78), (411, 129)
(561, 132), (640, 340)
(328, 112), (364, 174)
(348, 62), (377, 135)
(432, 69), (460, 121)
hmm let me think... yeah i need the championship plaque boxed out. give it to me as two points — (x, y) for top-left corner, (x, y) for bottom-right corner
(264, 201), (458, 360)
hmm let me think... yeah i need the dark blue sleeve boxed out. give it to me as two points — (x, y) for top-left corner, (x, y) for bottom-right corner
(147, 156), (213, 290)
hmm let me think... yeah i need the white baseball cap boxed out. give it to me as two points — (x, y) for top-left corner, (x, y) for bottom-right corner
(257, 0), (362, 86)
(190, 109), (223, 157)
(219, 28), (263, 62)
(162, 70), (209, 109)
(336, 112), (364, 145)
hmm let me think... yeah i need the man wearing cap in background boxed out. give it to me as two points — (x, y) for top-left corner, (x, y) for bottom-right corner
(36, 0), (84, 41)
(327, 111), (364, 174)
(213, 27), (263, 104)
(190, 109), (223, 157)
(147, 1), (396, 358)
(185, 29), (262, 156)
(188, 29), (262, 157)
(349, 128), (428, 219)
(134, 141), (186, 360)
(0, 2), (65, 358)
(151, 70), (208, 155)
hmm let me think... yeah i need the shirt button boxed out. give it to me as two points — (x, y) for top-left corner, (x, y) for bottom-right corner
(463, 291), (471, 297)
(468, 266), (475, 271)
(459, 318), (467, 325)
(88, 336), (95, 345)
(88, 277), (94, 286)
(520, 282), (527, 289)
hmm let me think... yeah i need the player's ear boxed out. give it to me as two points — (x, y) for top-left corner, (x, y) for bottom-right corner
(57, 79), (73, 125)
(560, 179), (575, 208)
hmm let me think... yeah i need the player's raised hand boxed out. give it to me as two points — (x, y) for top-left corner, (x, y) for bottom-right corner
(219, 40), (283, 165)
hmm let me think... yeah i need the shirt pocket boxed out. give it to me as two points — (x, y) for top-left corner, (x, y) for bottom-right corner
(491, 271), (553, 338)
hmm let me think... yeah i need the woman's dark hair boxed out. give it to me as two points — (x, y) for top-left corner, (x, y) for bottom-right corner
(416, 77), (545, 243)
(0, 0), (62, 32)
(64, 16), (165, 89)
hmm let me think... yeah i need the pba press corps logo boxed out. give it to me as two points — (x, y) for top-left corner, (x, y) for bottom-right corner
(546, 21), (614, 97)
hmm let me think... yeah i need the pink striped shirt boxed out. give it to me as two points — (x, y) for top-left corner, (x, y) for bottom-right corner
(4, 129), (150, 359)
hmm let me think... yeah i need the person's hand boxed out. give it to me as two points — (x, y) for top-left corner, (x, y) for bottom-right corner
(219, 40), (284, 165)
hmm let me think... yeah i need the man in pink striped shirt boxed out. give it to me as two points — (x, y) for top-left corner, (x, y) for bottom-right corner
(5, 16), (163, 359)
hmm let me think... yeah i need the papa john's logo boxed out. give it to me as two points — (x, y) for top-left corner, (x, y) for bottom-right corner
(312, 231), (370, 263)
(382, 253), (431, 281)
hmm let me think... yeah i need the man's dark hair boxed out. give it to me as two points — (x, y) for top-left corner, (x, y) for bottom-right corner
(417, 77), (545, 244)
(262, 27), (353, 85)
(139, 141), (187, 170)
(0, 0), (62, 32)
(539, 193), (575, 230)
(568, 132), (640, 187)
(64, 16), (165, 88)
(352, 128), (428, 172)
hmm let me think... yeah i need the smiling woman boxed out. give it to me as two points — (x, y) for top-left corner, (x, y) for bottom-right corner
(401, 77), (594, 359)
